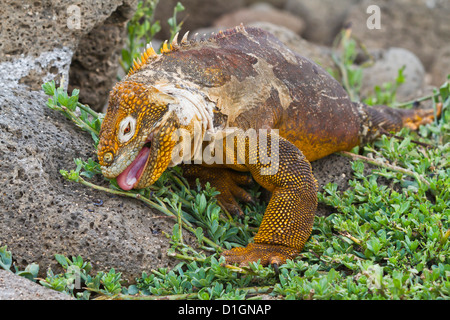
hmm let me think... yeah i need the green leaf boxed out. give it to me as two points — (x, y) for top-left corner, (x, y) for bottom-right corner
(55, 254), (69, 269)
(71, 88), (80, 98)
(127, 285), (139, 295)
(167, 17), (176, 28)
(0, 245), (12, 271)
(194, 227), (204, 243)
(42, 81), (56, 96)
(150, 22), (161, 36)
(439, 81), (449, 101)
(67, 95), (79, 110)
(175, 2), (185, 12)
(57, 91), (70, 108)
(16, 263), (39, 281)
(121, 48), (131, 67)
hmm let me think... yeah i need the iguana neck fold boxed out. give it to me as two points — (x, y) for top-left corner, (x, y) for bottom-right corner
(150, 83), (217, 168)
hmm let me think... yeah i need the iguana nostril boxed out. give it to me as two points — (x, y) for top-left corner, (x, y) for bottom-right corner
(103, 152), (114, 164)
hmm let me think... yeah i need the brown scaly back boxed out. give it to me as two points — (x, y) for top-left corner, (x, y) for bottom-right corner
(126, 24), (250, 77)
(127, 31), (187, 76)
(127, 44), (159, 76)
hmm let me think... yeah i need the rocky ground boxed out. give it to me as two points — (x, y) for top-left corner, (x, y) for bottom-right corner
(0, 0), (448, 299)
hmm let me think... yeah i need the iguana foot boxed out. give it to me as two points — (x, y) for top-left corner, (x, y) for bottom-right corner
(222, 243), (299, 267)
(182, 165), (255, 216)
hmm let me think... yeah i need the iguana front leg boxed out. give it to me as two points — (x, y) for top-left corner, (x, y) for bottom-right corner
(182, 165), (255, 217)
(222, 131), (318, 267)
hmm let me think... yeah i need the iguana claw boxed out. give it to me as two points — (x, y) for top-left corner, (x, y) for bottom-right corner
(221, 243), (299, 267)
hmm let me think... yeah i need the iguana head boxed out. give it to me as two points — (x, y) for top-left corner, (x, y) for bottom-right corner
(97, 81), (180, 190)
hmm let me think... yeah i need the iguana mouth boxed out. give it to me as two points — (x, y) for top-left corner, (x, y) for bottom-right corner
(116, 132), (154, 190)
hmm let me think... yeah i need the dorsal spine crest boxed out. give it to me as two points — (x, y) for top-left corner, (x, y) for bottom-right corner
(127, 25), (249, 76)
(128, 43), (158, 76)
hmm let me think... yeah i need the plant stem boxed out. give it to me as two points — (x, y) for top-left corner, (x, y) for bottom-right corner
(77, 102), (100, 119)
(166, 251), (206, 262)
(75, 175), (224, 251)
(78, 176), (180, 219)
(177, 201), (184, 244)
(98, 292), (199, 300)
(395, 92), (441, 108)
(337, 151), (433, 191)
(103, 285), (274, 300)
(338, 231), (362, 245)
(60, 106), (99, 137)
(439, 228), (450, 249)
(379, 128), (436, 149)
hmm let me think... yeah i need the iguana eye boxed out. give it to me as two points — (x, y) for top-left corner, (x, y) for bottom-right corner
(118, 115), (136, 144)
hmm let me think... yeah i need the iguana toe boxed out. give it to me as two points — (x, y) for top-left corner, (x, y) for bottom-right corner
(222, 243), (299, 267)
(182, 165), (255, 216)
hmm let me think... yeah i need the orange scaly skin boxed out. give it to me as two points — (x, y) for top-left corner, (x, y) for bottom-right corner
(97, 26), (438, 267)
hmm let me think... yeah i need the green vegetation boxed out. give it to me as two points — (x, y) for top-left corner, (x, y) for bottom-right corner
(0, 245), (39, 282)
(119, 0), (185, 75)
(2, 2), (449, 300)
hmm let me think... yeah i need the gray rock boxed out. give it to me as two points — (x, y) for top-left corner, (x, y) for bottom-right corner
(345, 0), (450, 70)
(0, 0), (180, 283)
(430, 45), (450, 86)
(213, 3), (305, 35)
(193, 22), (335, 74)
(0, 0), (136, 111)
(311, 154), (357, 217)
(0, 270), (73, 300)
(153, 0), (245, 41)
(361, 47), (426, 101)
(68, 2), (138, 111)
(244, 0), (288, 8)
(285, 0), (361, 44)
(0, 84), (179, 283)
(247, 22), (335, 72)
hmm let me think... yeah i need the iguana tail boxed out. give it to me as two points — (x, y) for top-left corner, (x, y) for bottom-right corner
(355, 102), (441, 144)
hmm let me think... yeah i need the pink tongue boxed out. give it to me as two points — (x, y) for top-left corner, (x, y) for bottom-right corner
(116, 146), (151, 190)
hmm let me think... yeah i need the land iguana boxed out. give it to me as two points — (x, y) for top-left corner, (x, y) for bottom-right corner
(97, 26), (437, 267)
